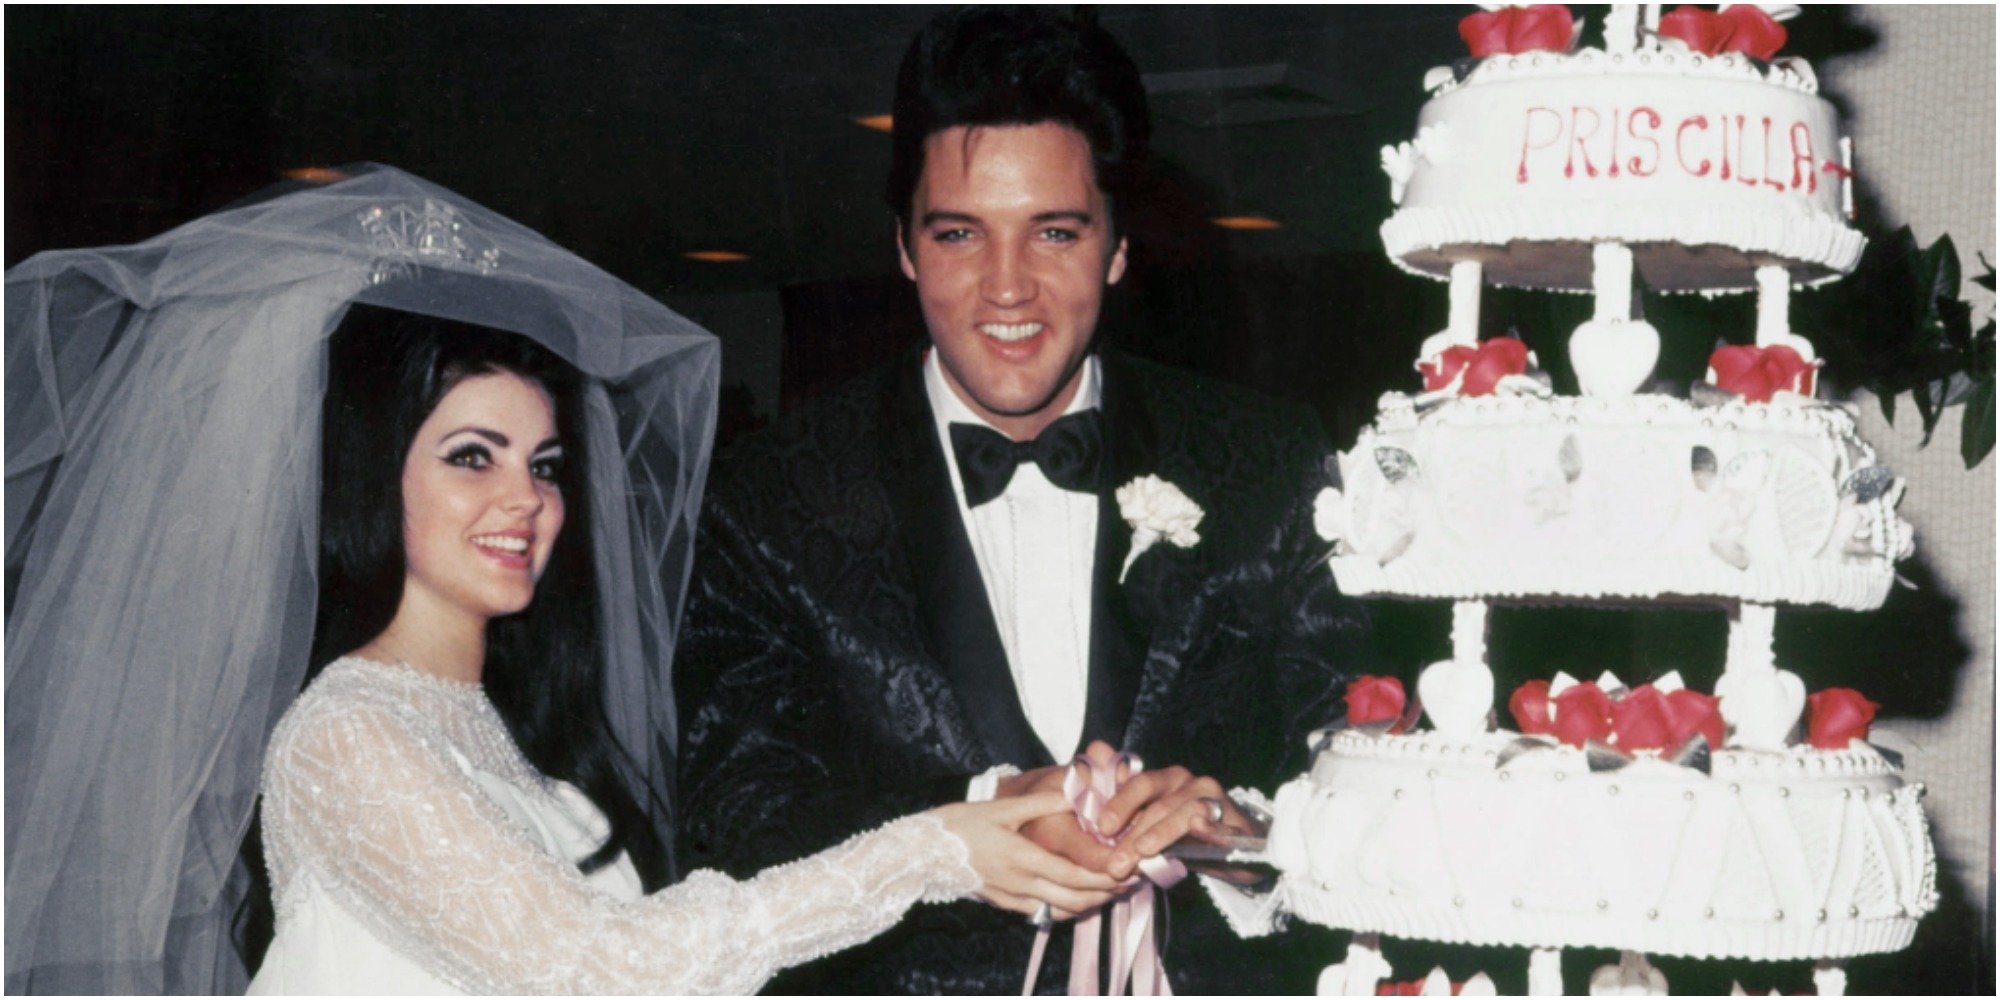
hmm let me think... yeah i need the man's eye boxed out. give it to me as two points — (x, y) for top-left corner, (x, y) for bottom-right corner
(445, 443), (492, 469)
(932, 228), (974, 243)
(1040, 228), (1081, 243)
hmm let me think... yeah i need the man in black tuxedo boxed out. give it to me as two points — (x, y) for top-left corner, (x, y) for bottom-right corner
(675, 8), (1367, 993)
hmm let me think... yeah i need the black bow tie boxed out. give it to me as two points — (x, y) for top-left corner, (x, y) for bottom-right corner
(949, 409), (1105, 508)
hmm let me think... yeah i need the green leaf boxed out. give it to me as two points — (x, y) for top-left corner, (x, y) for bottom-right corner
(1961, 379), (1995, 468)
(1913, 379), (1941, 445)
(1918, 235), (1962, 327)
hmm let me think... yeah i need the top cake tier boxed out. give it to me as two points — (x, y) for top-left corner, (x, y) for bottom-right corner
(1380, 47), (1862, 293)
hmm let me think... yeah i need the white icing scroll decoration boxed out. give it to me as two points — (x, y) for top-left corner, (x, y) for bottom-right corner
(1570, 243), (1659, 397)
(1527, 947), (1564, 996)
(1588, 950), (1669, 995)
(1420, 601), (1494, 739)
(1714, 602), (1807, 750)
(1317, 932), (1391, 996)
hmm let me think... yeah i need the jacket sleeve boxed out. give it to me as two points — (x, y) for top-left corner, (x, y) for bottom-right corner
(674, 494), (975, 877)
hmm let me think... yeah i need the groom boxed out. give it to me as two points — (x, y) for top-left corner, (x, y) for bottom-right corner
(675, 8), (1368, 993)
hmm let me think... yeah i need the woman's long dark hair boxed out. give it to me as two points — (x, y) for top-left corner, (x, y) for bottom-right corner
(307, 303), (670, 890)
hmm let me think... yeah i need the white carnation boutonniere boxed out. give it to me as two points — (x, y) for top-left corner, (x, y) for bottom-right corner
(1116, 475), (1203, 583)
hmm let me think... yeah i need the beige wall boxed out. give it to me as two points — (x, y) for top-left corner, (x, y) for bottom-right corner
(1823, 5), (1996, 916)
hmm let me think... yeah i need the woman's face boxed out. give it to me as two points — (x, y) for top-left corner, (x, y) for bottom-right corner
(399, 371), (566, 629)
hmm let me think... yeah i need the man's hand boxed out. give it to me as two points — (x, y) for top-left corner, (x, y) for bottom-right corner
(932, 792), (1123, 920)
(998, 741), (1265, 884)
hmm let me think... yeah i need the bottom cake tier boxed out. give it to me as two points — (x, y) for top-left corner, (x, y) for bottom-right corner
(1265, 730), (1938, 962)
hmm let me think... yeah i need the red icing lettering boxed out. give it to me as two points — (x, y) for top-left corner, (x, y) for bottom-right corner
(1519, 106), (1565, 182)
(1627, 107), (1662, 176)
(1608, 109), (1622, 177)
(1566, 106), (1601, 178)
(1760, 117), (1785, 190)
(1676, 116), (1712, 177)
(1737, 115), (1759, 187)
(1790, 122), (1816, 193)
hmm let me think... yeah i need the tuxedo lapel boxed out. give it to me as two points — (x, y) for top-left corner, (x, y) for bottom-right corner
(878, 356), (1054, 769)
(1077, 353), (1156, 753)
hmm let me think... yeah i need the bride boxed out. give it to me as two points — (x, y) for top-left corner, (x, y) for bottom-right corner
(4, 166), (1112, 994)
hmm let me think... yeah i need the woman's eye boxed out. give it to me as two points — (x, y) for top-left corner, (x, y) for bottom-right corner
(444, 443), (492, 469)
(530, 456), (564, 483)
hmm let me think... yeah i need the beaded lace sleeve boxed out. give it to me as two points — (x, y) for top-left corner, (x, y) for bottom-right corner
(261, 695), (980, 994)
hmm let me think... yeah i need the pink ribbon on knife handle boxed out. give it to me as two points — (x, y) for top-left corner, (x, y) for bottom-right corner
(1020, 752), (1188, 996)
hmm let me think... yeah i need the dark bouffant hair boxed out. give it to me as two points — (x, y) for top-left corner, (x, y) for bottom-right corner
(886, 7), (1151, 233)
(312, 303), (669, 891)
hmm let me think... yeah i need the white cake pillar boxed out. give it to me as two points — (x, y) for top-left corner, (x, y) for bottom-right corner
(1604, 5), (1640, 54)
(1526, 947), (1564, 996)
(1714, 602), (1808, 750)
(1569, 243), (1661, 397)
(1447, 260), (1483, 348)
(1419, 601), (1495, 737)
(1754, 265), (1792, 347)
(1317, 932), (1391, 996)
(1812, 960), (1848, 996)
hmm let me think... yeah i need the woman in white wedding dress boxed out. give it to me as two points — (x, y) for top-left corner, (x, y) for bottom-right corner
(248, 307), (1090, 994)
(4, 166), (1112, 994)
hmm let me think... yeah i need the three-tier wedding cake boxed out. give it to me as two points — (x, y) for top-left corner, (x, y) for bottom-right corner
(1255, 6), (1938, 995)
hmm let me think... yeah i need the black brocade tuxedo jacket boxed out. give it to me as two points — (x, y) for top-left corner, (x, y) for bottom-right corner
(675, 349), (1368, 994)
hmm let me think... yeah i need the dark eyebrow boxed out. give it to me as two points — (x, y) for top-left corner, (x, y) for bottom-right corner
(919, 209), (1096, 227)
(920, 210), (978, 228)
(1030, 210), (1095, 226)
(532, 438), (563, 455)
(444, 427), (511, 448)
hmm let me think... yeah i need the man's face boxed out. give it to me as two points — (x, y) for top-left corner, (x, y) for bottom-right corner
(899, 123), (1128, 441)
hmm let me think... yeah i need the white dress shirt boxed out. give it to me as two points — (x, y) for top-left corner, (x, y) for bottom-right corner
(926, 351), (1101, 766)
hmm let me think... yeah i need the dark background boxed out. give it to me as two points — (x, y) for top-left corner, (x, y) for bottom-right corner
(7, 5), (1987, 993)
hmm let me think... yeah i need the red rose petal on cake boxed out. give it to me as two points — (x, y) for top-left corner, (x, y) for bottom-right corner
(1807, 688), (1879, 749)
(1659, 6), (1733, 56)
(1346, 675), (1409, 731)
(1459, 9), (1515, 58)
(1717, 4), (1787, 60)
(1610, 684), (1678, 751)
(1709, 344), (1779, 402)
(1662, 688), (1726, 750)
(1420, 345), (1478, 392)
(1459, 5), (1576, 58)
(1461, 337), (1530, 396)
(1509, 679), (1556, 735)
(1509, 4), (1578, 54)
(1550, 681), (1614, 748)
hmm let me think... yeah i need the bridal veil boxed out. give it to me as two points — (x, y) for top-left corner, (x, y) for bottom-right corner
(4, 165), (718, 992)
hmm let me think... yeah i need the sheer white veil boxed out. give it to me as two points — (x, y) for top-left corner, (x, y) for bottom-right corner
(4, 164), (719, 993)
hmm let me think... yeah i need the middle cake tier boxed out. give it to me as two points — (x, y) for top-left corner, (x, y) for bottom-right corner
(1321, 393), (1910, 611)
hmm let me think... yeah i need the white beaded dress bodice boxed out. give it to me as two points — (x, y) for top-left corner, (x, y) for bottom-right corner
(251, 657), (979, 995)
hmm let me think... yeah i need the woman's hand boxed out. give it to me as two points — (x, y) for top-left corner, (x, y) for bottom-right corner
(930, 791), (1124, 920)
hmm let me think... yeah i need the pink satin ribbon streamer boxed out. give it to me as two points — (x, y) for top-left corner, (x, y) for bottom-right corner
(1019, 752), (1188, 996)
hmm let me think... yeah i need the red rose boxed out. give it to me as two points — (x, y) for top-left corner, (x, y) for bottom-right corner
(1550, 681), (1614, 748)
(1418, 337), (1531, 396)
(1659, 5), (1788, 60)
(1509, 679), (1555, 735)
(1609, 684), (1678, 751)
(1708, 343), (1818, 403)
(1460, 4), (1577, 58)
(1377, 978), (1468, 996)
(1346, 675), (1408, 732)
(1807, 688), (1879, 749)
(1662, 689), (1727, 750)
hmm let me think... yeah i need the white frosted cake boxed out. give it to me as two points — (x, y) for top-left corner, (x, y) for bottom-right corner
(1252, 6), (1938, 995)
(1380, 7), (1859, 291)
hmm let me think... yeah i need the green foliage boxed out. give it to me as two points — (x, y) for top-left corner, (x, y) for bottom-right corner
(1797, 229), (1994, 468)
